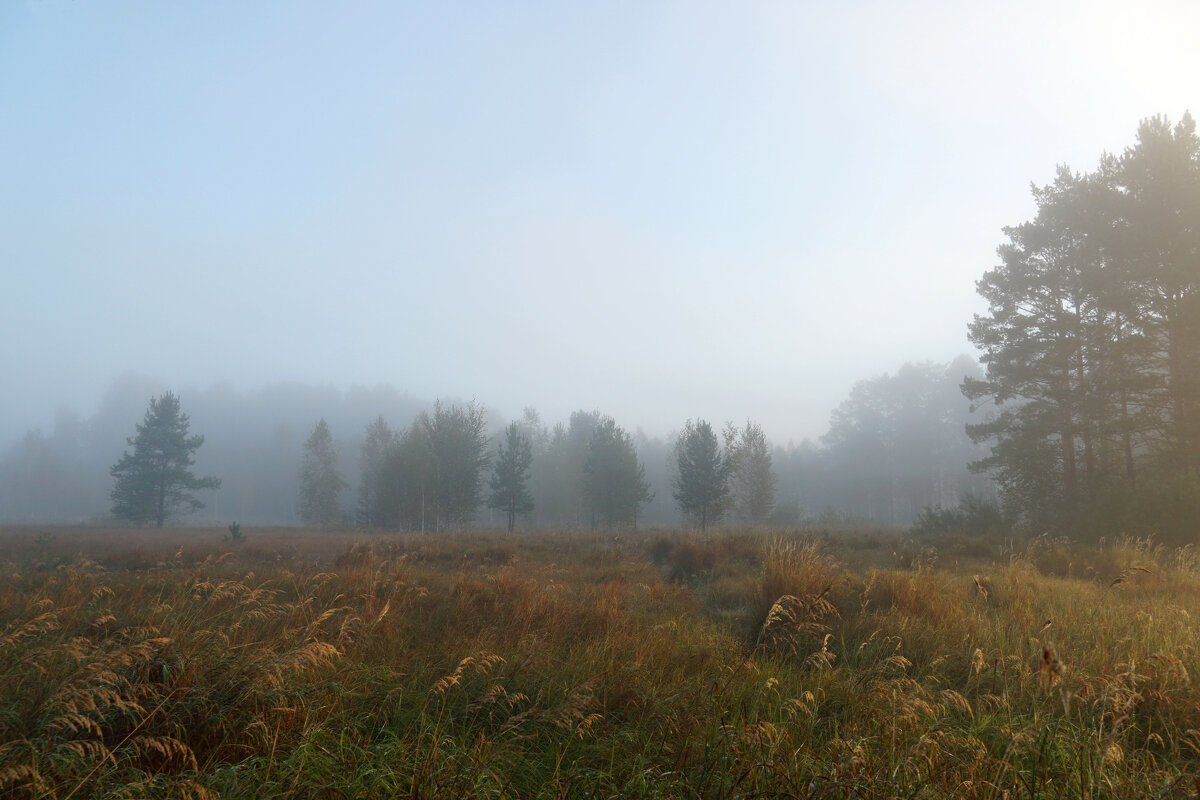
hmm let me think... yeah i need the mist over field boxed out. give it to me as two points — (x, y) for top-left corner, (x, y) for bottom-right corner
(5, 7), (1200, 797)
(0, 361), (994, 526)
(1, 2), (1198, 537)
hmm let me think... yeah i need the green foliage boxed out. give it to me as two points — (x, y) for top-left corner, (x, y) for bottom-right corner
(532, 411), (601, 529)
(224, 521), (246, 543)
(967, 113), (1200, 536)
(298, 419), (347, 526)
(582, 417), (652, 529)
(356, 415), (395, 527)
(488, 422), (535, 531)
(672, 419), (732, 530)
(373, 401), (492, 531)
(911, 494), (1007, 537)
(375, 413), (436, 530)
(426, 401), (491, 529)
(109, 392), (221, 527)
(727, 421), (777, 525)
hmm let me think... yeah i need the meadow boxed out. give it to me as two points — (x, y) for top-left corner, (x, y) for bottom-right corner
(2, 524), (1198, 799)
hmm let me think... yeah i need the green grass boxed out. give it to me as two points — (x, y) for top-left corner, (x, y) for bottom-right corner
(1, 525), (1199, 798)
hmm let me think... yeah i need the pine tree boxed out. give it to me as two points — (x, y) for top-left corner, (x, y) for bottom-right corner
(109, 392), (220, 527)
(965, 113), (1200, 537)
(299, 419), (347, 526)
(965, 169), (1101, 529)
(672, 419), (732, 531)
(1111, 113), (1200, 476)
(488, 422), (534, 531)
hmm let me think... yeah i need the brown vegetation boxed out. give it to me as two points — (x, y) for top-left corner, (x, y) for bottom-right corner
(1, 525), (1198, 798)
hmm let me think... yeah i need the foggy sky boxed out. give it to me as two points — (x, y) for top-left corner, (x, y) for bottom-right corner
(2, 1), (1198, 449)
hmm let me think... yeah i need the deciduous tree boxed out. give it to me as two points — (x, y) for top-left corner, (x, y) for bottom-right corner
(376, 413), (435, 530)
(533, 411), (601, 528)
(584, 417), (653, 528)
(728, 421), (776, 526)
(426, 400), (491, 529)
(488, 421), (535, 531)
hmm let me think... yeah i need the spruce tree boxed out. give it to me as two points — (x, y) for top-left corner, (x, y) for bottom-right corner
(299, 419), (347, 526)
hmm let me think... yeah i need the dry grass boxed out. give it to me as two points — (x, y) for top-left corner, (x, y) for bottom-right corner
(2, 525), (1200, 798)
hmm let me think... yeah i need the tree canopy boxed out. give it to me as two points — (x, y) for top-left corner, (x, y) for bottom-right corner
(583, 417), (653, 529)
(488, 421), (535, 531)
(356, 415), (395, 527)
(109, 392), (220, 527)
(426, 401), (492, 529)
(370, 401), (491, 531)
(672, 419), (732, 531)
(966, 113), (1200, 538)
(298, 419), (347, 526)
(728, 421), (777, 526)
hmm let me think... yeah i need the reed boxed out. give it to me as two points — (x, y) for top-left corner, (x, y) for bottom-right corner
(2, 525), (1198, 798)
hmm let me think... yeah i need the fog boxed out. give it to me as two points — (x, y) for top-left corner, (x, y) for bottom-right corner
(0, 360), (993, 525)
(1, 3), (1197, 524)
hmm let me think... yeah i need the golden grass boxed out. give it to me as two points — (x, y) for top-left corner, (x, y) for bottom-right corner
(2, 525), (1200, 798)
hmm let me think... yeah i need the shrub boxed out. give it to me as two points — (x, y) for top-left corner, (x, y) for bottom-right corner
(912, 493), (1007, 537)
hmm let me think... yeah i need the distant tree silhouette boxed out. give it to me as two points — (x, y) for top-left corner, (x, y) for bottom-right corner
(488, 422), (534, 531)
(356, 415), (395, 526)
(728, 421), (776, 526)
(299, 419), (347, 526)
(426, 401), (491, 529)
(672, 419), (732, 531)
(109, 392), (220, 527)
(583, 417), (653, 529)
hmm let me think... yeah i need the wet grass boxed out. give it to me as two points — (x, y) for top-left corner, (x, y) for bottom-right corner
(2, 525), (1198, 798)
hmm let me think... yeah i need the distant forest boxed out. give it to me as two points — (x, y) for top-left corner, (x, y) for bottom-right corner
(0, 357), (992, 529)
(3, 115), (1196, 539)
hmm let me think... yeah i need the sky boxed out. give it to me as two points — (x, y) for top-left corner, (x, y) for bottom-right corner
(2, 1), (1198, 447)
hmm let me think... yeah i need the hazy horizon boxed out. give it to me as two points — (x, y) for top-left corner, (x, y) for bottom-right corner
(3, 2), (1198, 450)
(0, 359), (980, 452)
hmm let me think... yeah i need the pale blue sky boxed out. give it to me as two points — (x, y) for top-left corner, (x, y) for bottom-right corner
(2, 1), (1198, 445)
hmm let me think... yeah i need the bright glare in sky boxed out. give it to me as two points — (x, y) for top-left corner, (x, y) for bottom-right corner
(1, 1), (1197, 445)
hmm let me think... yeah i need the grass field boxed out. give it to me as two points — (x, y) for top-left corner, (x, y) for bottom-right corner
(2, 524), (1198, 798)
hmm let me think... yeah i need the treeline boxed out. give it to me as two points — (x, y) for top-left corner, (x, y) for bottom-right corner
(0, 359), (991, 528)
(4, 113), (1192, 538)
(966, 113), (1200, 540)
(339, 406), (655, 532)
(298, 356), (992, 531)
(0, 376), (428, 524)
(779, 356), (993, 525)
(334, 409), (785, 533)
